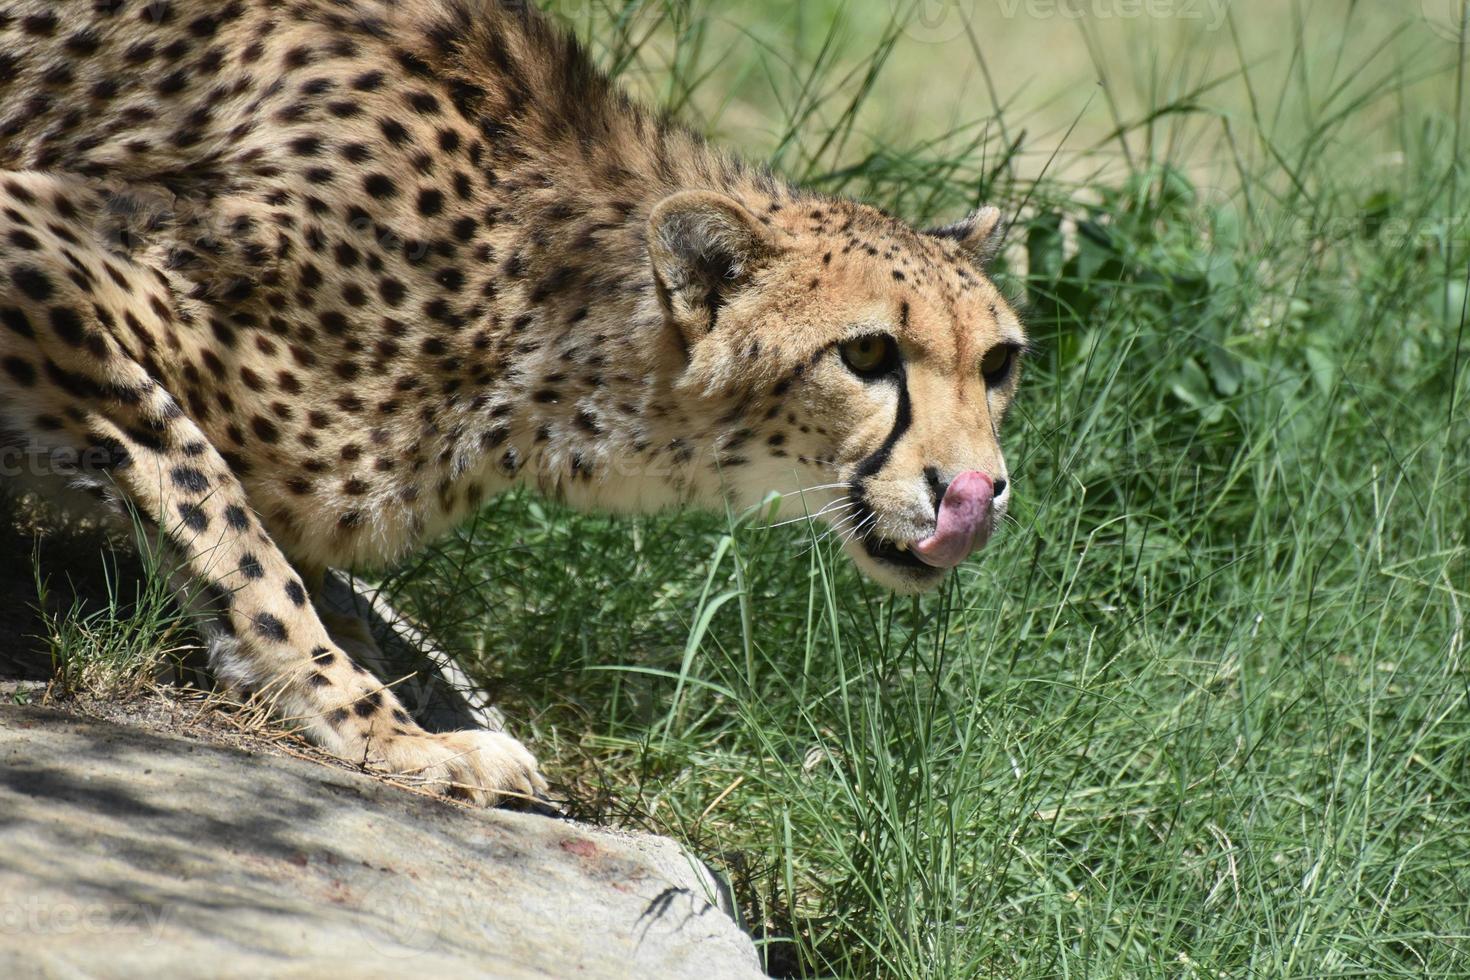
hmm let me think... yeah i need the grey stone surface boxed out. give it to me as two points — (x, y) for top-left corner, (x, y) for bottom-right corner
(0, 705), (765, 979)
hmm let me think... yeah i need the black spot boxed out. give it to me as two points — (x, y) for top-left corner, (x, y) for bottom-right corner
(2, 356), (36, 386)
(451, 217), (478, 242)
(224, 504), (250, 530)
(156, 69), (189, 96)
(120, 422), (166, 453)
(187, 12), (217, 37)
(176, 502), (209, 532)
(63, 28), (102, 55)
(316, 311), (355, 339)
(251, 416), (280, 443)
(170, 465), (208, 493)
(123, 39), (157, 65)
(284, 580), (307, 606)
(423, 298), (457, 324)
(1, 307), (34, 338)
(283, 44), (314, 68)
(406, 91), (439, 115)
(352, 690), (383, 717)
(49, 306), (88, 347)
(289, 135), (322, 157)
(255, 613), (288, 643)
(363, 174), (397, 199)
(88, 433), (131, 470)
(22, 12), (60, 35)
(379, 119), (410, 146)
(333, 241), (361, 268)
(11, 266), (54, 302)
(379, 278), (407, 306)
(353, 70), (386, 91)
(397, 48), (432, 77)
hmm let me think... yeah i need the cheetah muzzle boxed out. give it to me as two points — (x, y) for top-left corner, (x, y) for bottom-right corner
(0, 0), (1025, 805)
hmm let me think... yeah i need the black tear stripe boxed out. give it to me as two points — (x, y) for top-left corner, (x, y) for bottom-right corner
(852, 364), (912, 488)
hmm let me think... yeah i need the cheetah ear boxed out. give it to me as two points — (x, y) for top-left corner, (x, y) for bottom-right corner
(647, 191), (775, 346)
(927, 205), (1006, 267)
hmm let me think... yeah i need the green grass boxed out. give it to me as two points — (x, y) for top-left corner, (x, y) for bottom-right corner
(35, 1), (1470, 976)
(378, 3), (1470, 976)
(34, 521), (192, 701)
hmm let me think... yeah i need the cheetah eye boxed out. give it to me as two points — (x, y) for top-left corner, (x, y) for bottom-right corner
(839, 335), (899, 378)
(980, 343), (1018, 385)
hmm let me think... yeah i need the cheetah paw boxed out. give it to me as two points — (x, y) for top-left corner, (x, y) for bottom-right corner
(374, 728), (549, 808)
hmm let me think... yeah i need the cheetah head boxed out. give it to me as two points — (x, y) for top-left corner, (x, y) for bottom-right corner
(650, 191), (1025, 594)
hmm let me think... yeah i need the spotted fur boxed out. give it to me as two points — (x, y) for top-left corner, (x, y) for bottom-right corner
(0, 0), (1024, 803)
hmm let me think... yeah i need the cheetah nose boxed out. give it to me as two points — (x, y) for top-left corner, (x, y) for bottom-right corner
(912, 471), (994, 569)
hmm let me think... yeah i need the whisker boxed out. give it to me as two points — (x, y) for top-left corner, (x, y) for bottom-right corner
(816, 518), (864, 551)
(799, 511), (864, 555)
(764, 500), (855, 530)
(785, 481), (852, 495)
(838, 514), (879, 548)
(817, 512), (862, 540)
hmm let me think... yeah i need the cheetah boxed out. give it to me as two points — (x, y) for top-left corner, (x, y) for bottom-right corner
(0, 0), (1026, 805)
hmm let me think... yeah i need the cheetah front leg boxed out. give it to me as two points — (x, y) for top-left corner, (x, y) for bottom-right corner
(297, 565), (391, 675)
(0, 178), (544, 805)
(74, 384), (543, 804)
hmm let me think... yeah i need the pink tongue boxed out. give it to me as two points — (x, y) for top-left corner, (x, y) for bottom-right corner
(913, 471), (994, 569)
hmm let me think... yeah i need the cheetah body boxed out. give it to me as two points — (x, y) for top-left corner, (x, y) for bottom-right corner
(0, 0), (1025, 801)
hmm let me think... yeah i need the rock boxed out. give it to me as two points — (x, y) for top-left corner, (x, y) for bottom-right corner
(0, 704), (765, 979)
